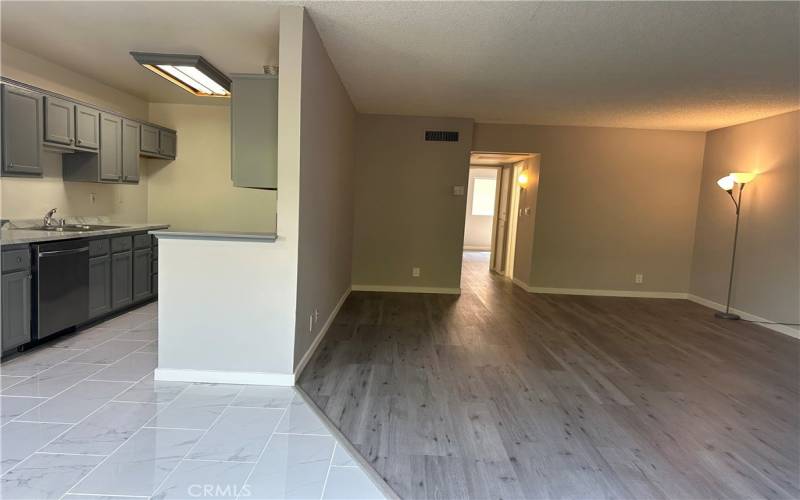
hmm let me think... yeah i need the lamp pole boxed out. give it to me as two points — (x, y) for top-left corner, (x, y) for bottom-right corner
(716, 184), (744, 320)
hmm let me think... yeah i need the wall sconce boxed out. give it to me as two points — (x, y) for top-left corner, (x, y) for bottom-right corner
(517, 171), (530, 188)
(715, 171), (757, 320)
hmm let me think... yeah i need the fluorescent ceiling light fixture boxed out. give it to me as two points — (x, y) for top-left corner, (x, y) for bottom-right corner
(717, 175), (735, 191)
(130, 52), (231, 97)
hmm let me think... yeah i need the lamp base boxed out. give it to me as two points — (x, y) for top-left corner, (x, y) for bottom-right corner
(715, 311), (741, 320)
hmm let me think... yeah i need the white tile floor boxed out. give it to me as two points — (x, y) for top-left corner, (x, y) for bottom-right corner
(0, 302), (386, 500)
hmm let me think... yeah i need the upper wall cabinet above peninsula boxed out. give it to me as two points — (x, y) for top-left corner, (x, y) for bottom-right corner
(0, 77), (177, 183)
(231, 74), (277, 190)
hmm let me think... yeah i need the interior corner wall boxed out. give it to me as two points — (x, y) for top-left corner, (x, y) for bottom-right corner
(512, 155), (541, 286)
(473, 123), (706, 293)
(1, 43), (149, 222)
(292, 10), (357, 367)
(352, 114), (474, 290)
(146, 103), (277, 233)
(690, 110), (799, 327)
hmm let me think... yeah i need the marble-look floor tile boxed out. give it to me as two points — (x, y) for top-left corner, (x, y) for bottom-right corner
(100, 312), (152, 330)
(331, 443), (358, 467)
(0, 421), (71, 474)
(146, 384), (241, 430)
(231, 385), (296, 409)
(0, 375), (27, 390)
(151, 460), (253, 500)
(186, 407), (283, 462)
(275, 395), (332, 435)
(88, 352), (157, 382)
(43, 401), (162, 455)
(64, 495), (145, 500)
(245, 433), (335, 500)
(68, 340), (149, 365)
(114, 377), (187, 404)
(0, 452), (103, 499)
(16, 380), (131, 424)
(323, 466), (386, 499)
(72, 427), (204, 497)
(0, 395), (46, 425)
(49, 328), (120, 350)
(137, 341), (158, 353)
(2, 362), (103, 397)
(113, 328), (157, 342)
(0, 349), (85, 377)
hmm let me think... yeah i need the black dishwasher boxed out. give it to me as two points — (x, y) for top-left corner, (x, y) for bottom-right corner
(32, 239), (89, 341)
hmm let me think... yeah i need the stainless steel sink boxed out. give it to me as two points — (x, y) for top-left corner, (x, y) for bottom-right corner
(27, 224), (125, 232)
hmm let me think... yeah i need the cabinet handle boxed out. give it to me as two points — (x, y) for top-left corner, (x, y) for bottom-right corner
(76, 139), (82, 145)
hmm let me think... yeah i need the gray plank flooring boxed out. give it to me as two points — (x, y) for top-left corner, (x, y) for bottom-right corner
(298, 251), (800, 499)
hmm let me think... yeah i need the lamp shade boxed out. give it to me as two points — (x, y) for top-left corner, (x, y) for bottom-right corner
(717, 175), (735, 191)
(730, 172), (756, 184)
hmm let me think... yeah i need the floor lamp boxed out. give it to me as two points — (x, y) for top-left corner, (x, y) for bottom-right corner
(715, 171), (757, 320)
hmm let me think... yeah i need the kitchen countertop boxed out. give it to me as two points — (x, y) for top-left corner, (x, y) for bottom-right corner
(150, 229), (277, 242)
(1, 223), (170, 246)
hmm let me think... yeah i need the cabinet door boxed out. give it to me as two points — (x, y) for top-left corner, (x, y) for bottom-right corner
(43, 96), (74, 146)
(88, 255), (111, 319)
(2, 270), (31, 351)
(140, 124), (159, 154)
(1, 85), (42, 176)
(158, 129), (176, 158)
(111, 251), (133, 309)
(99, 113), (122, 182)
(122, 119), (140, 182)
(133, 248), (152, 302)
(75, 105), (100, 150)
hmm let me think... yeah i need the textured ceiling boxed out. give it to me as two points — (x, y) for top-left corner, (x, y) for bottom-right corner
(306, 1), (799, 131)
(0, 1), (280, 105)
(2, 1), (798, 130)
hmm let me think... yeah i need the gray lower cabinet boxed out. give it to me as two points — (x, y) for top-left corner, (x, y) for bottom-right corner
(2, 270), (31, 352)
(230, 74), (278, 189)
(122, 119), (140, 182)
(1, 84), (42, 176)
(111, 250), (133, 310)
(133, 248), (152, 302)
(100, 113), (123, 181)
(75, 105), (100, 150)
(88, 255), (112, 319)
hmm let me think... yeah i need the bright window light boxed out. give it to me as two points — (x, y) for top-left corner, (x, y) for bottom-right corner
(472, 178), (497, 216)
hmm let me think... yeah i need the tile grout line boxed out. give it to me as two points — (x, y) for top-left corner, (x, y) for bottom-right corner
(148, 384), (248, 497)
(57, 374), (195, 500)
(235, 395), (294, 500)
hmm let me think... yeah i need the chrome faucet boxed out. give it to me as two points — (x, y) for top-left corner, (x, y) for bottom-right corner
(42, 208), (65, 227)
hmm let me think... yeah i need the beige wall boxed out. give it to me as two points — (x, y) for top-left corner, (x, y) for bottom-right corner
(1, 43), (150, 222)
(352, 114), (474, 290)
(473, 123), (706, 293)
(511, 155), (541, 286)
(463, 167), (497, 250)
(690, 111), (799, 325)
(146, 103), (277, 233)
(293, 10), (356, 365)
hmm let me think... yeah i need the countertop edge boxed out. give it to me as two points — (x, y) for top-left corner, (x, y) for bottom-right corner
(0, 224), (170, 246)
(149, 230), (278, 242)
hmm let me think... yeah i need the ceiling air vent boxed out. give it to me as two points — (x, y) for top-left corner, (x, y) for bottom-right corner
(425, 130), (459, 142)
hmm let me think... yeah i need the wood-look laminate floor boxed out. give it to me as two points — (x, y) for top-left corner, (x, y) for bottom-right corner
(298, 252), (800, 499)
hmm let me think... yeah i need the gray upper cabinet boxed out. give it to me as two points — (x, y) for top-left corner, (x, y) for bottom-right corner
(159, 129), (176, 159)
(140, 124), (159, 154)
(1, 84), (42, 176)
(231, 74), (278, 189)
(43, 95), (75, 147)
(100, 113), (123, 182)
(122, 119), (140, 183)
(75, 105), (100, 150)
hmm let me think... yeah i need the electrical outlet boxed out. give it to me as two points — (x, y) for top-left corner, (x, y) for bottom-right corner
(89, 193), (96, 204)
(635, 273), (644, 284)
(412, 267), (421, 278)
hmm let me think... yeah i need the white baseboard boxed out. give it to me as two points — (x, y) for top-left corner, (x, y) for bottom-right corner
(293, 287), (351, 381)
(154, 368), (295, 386)
(351, 284), (461, 294)
(687, 294), (800, 339)
(512, 280), (687, 299)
